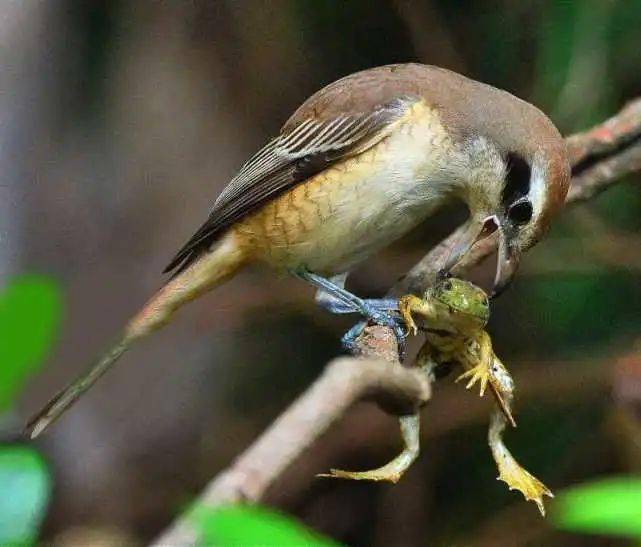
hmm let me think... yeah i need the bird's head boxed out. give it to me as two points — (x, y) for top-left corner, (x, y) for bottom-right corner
(442, 114), (570, 297)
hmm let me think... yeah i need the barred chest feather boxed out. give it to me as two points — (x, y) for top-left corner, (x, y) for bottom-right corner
(235, 103), (466, 275)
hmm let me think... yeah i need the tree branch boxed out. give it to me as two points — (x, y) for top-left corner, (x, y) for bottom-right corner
(154, 97), (641, 545)
(153, 337), (428, 546)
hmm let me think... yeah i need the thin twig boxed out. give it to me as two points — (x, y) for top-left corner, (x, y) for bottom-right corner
(154, 97), (641, 545)
(153, 347), (429, 546)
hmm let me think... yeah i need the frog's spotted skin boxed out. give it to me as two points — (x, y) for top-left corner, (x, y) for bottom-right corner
(430, 277), (490, 325)
(321, 277), (553, 516)
(399, 278), (489, 337)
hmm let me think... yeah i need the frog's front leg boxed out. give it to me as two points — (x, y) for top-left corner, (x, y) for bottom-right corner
(398, 294), (433, 336)
(455, 331), (516, 427)
(488, 359), (553, 515)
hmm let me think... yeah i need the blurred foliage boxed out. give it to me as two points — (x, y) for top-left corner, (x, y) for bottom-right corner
(0, 276), (62, 412)
(0, 275), (61, 545)
(191, 504), (339, 546)
(0, 446), (50, 546)
(553, 476), (641, 539)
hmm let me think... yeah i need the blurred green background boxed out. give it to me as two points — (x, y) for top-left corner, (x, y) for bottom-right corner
(2, 0), (641, 545)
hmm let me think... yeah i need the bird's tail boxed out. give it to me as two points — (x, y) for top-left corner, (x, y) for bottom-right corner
(25, 231), (247, 439)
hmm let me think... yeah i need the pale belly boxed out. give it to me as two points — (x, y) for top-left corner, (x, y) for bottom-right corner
(234, 109), (456, 276)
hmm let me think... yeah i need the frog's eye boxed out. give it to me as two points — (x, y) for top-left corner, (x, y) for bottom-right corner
(443, 280), (453, 291)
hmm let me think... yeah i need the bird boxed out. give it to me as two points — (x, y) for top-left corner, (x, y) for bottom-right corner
(25, 63), (570, 438)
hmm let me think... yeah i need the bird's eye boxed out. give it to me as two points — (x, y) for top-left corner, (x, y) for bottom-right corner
(508, 199), (533, 225)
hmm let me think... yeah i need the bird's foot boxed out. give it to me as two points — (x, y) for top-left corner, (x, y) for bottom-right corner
(295, 270), (406, 357)
(341, 310), (407, 359)
(319, 414), (420, 483)
(493, 444), (554, 516)
(341, 320), (367, 353)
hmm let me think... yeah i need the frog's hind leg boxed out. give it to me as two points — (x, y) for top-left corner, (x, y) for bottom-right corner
(319, 344), (437, 483)
(319, 414), (420, 483)
(487, 359), (553, 516)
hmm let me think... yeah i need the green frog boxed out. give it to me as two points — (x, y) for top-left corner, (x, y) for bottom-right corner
(321, 277), (553, 516)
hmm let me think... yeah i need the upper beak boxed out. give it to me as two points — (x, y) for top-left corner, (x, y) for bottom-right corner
(440, 219), (487, 275)
(441, 216), (498, 275)
(491, 228), (520, 298)
(441, 216), (520, 298)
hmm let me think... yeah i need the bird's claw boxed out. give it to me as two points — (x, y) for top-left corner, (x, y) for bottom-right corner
(342, 311), (408, 360)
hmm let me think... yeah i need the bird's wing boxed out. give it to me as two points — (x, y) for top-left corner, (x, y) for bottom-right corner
(164, 96), (417, 274)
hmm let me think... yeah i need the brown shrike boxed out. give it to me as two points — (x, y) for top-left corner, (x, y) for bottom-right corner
(26, 63), (570, 438)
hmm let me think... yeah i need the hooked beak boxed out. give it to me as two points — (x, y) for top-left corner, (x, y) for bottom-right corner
(441, 216), (498, 275)
(491, 227), (520, 298)
(440, 216), (520, 298)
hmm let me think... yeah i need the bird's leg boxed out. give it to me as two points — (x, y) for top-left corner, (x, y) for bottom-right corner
(296, 270), (406, 356)
(455, 331), (516, 427)
(314, 273), (350, 312)
(487, 358), (553, 516)
(319, 344), (438, 483)
(316, 298), (400, 316)
(340, 320), (368, 353)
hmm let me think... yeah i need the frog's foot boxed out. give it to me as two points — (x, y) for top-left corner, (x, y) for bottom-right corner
(456, 361), (491, 397)
(319, 458), (409, 483)
(493, 444), (554, 516)
(319, 414), (419, 484)
(398, 295), (422, 337)
(456, 361), (516, 426)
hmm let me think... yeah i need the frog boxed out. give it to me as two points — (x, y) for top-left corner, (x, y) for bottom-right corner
(320, 277), (553, 516)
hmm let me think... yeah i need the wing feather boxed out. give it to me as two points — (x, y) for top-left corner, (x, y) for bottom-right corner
(164, 96), (416, 274)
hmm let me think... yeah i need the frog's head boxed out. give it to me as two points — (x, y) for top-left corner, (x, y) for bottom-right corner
(426, 277), (490, 332)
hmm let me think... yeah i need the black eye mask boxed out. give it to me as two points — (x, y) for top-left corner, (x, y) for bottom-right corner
(503, 153), (531, 206)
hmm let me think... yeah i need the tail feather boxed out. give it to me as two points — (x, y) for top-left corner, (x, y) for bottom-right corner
(25, 231), (247, 438)
(25, 338), (130, 439)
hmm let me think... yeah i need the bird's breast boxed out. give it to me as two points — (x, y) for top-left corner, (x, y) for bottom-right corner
(235, 102), (460, 275)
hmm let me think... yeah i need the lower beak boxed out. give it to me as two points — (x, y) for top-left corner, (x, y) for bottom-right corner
(491, 229), (520, 298)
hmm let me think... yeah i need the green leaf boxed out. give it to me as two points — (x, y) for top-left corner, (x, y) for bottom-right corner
(191, 505), (340, 547)
(0, 276), (62, 411)
(0, 446), (51, 545)
(552, 476), (641, 538)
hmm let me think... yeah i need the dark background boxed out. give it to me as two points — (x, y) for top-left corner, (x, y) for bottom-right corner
(4, 1), (641, 545)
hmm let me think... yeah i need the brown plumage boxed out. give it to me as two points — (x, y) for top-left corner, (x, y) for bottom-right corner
(26, 63), (570, 438)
